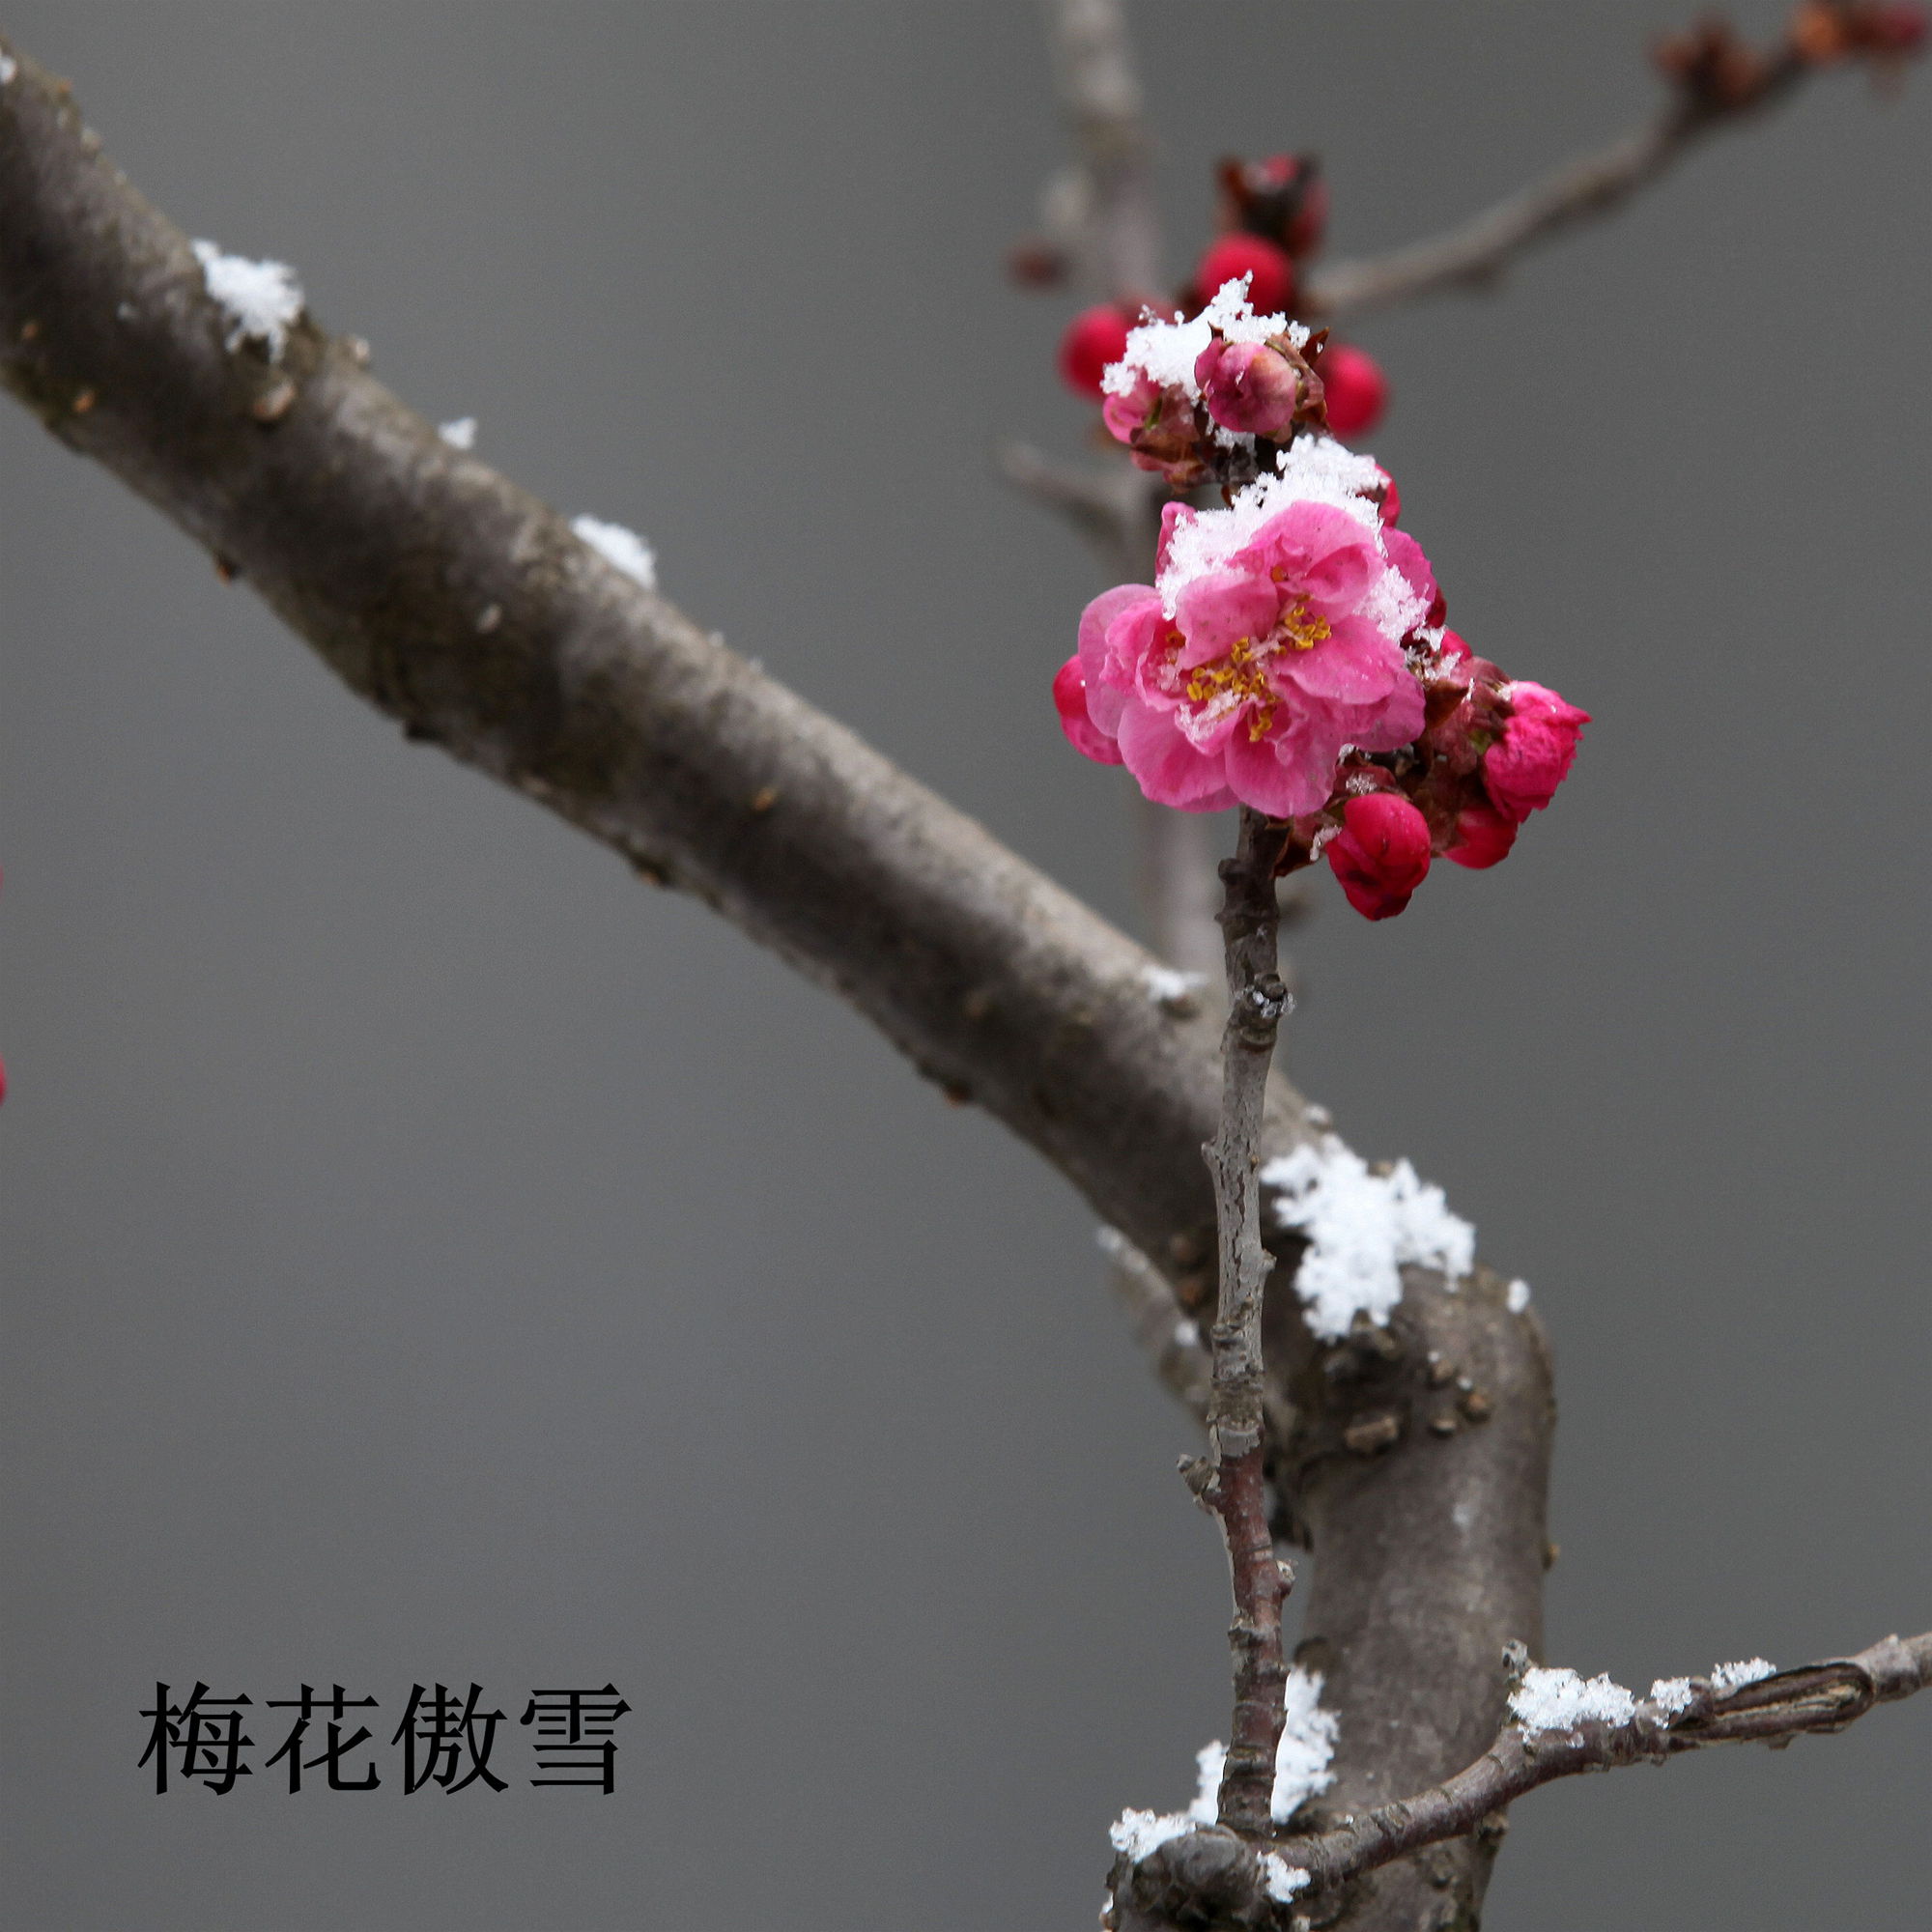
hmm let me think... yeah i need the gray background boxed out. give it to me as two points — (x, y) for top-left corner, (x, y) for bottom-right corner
(2, 2), (1927, 1926)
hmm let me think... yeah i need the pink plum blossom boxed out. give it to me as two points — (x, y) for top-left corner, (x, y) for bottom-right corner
(1053, 655), (1123, 764)
(1065, 497), (1427, 816)
(1325, 793), (1432, 920)
(1484, 681), (1591, 821)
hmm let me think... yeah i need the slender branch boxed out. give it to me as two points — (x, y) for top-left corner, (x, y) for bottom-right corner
(1278, 1630), (1932, 1895)
(1096, 1227), (1211, 1421)
(1044, 0), (1161, 305)
(1305, 58), (1814, 322)
(995, 438), (1144, 557)
(1200, 810), (1293, 1836)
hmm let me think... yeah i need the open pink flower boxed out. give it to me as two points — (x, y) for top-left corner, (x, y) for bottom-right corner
(1067, 496), (1427, 816)
(1484, 681), (1590, 821)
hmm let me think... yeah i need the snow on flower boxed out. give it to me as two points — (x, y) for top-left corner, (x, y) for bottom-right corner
(1062, 440), (1429, 817)
(1710, 1658), (1776, 1696)
(1510, 1666), (1638, 1732)
(1260, 1134), (1474, 1339)
(571, 514), (658, 590)
(1272, 1665), (1339, 1823)
(190, 240), (304, 361)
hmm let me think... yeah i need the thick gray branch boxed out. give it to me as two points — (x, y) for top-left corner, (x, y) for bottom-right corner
(0, 44), (1550, 1924)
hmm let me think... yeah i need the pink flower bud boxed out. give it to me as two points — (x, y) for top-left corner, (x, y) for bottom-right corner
(1320, 343), (1388, 439)
(1058, 305), (1131, 398)
(1444, 804), (1519, 870)
(1053, 655), (1124, 765)
(1194, 336), (1303, 438)
(1483, 681), (1590, 821)
(1325, 793), (1432, 921)
(1195, 234), (1295, 315)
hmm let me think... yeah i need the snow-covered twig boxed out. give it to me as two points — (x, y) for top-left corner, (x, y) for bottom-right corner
(1273, 1630), (1932, 1896)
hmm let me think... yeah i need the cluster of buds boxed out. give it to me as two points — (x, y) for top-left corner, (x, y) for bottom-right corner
(1054, 403), (1587, 923)
(1035, 146), (1390, 442)
(1656, 2), (1925, 112)
(1292, 633), (1590, 921)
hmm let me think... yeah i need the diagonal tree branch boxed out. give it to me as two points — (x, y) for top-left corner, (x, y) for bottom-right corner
(0, 41), (1550, 1927)
(1275, 1629), (1932, 1895)
(1111, 1631), (1932, 1925)
(1307, 41), (1830, 322)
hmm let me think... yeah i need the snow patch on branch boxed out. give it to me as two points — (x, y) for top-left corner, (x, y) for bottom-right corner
(438, 416), (478, 450)
(1647, 1676), (1696, 1719)
(1261, 1854), (1312, 1903)
(1260, 1134), (1474, 1340)
(1711, 1657), (1776, 1696)
(1506, 1277), (1532, 1314)
(1107, 1738), (1224, 1862)
(1108, 1805), (1194, 1862)
(190, 241), (304, 361)
(1140, 963), (1207, 1010)
(1509, 1666), (1637, 1733)
(571, 514), (658, 590)
(1272, 1665), (1339, 1822)
(0, 52), (17, 84)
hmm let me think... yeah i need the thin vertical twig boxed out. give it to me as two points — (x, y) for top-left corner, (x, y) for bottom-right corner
(1200, 807), (1293, 1835)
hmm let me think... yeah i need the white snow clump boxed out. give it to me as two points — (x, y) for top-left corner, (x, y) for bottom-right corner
(1108, 1739), (1223, 1862)
(1272, 1665), (1339, 1823)
(1260, 1134), (1475, 1341)
(1506, 1278), (1532, 1314)
(1509, 1666), (1638, 1733)
(1261, 1854), (1312, 1903)
(1647, 1677), (1697, 1719)
(0, 52), (17, 84)
(438, 416), (478, 450)
(1141, 964), (1208, 1009)
(1710, 1658), (1776, 1696)
(571, 514), (657, 591)
(190, 240), (304, 362)
(1099, 277), (1309, 408)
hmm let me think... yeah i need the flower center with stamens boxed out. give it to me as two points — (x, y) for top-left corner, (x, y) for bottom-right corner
(1185, 636), (1279, 740)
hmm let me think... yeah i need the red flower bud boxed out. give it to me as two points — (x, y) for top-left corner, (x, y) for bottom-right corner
(1444, 804), (1519, 870)
(1320, 343), (1388, 439)
(1195, 234), (1295, 316)
(1058, 305), (1131, 398)
(1325, 793), (1432, 921)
